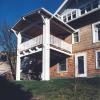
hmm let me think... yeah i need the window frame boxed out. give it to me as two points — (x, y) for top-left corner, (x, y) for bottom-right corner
(67, 13), (71, 21)
(57, 59), (68, 73)
(72, 29), (80, 44)
(79, 0), (99, 16)
(96, 50), (100, 69)
(63, 15), (67, 22)
(92, 21), (100, 43)
(72, 10), (77, 19)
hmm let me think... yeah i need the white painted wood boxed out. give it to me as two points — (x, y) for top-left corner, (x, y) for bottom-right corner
(19, 35), (43, 51)
(54, 0), (68, 15)
(20, 48), (42, 57)
(95, 50), (100, 69)
(42, 18), (50, 81)
(92, 21), (100, 43)
(11, 28), (18, 37)
(72, 29), (80, 44)
(20, 34), (72, 54)
(16, 32), (22, 80)
(50, 35), (72, 53)
(50, 46), (72, 56)
(75, 52), (87, 77)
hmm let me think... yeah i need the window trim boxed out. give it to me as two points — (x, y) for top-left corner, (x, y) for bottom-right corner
(72, 29), (80, 44)
(57, 59), (68, 73)
(63, 15), (67, 22)
(92, 21), (100, 43)
(61, 0), (100, 23)
(96, 50), (100, 69)
(79, 0), (99, 16)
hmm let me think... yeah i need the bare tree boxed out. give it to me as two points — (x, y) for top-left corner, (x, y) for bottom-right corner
(0, 21), (17, 79)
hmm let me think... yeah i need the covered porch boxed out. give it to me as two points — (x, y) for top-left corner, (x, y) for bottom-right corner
(11, 8), (75, 81)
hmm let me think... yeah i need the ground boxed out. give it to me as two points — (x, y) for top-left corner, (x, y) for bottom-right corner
(15, 78), (100, 100)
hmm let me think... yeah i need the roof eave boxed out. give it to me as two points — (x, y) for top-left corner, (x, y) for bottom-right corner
(11, 7), (75, 35)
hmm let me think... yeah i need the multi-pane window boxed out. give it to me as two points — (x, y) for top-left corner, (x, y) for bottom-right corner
(80, 0), (99, 15)
(63, 10), (77, 22)
(93, 0), (99, 9)
(67, 13), (71, 21)
(63, 16), (67, 22)
(86, 4), (91, 12)
(81, 8), (85, 15)
(72, 31), (80, 44)
(61, 0), (99, 23)
(72, 11), (76, 19)
(58, 59), (67, 72)
(93, 22), (100, 42)
(96, 51), (100, 69)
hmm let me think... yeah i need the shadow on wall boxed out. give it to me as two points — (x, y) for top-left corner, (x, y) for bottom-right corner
(0, 77), (33, 100)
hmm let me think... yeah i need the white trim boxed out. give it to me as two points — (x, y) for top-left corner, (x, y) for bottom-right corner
(66, 0), (100, 23)
(72, 29), (80, 44)
(11, 28), (18, 37)
(20, 48), (42, 57)
(75, 52), (87, 77)
(95, 50), (100, 69)
(57, 58), (68, 73)
(68, 7), (100, 23)
(16, 32), (22, 80)
(92, 21), (100, 43)
(42, 18), (50, 81)
(54, 0), (68, 16)
(50, 46), (72, 56)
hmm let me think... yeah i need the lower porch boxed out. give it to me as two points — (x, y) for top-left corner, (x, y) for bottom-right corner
(20, 49), (70, 81)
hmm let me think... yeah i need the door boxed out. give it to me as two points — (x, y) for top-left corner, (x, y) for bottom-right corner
(75, 52), (87, 77)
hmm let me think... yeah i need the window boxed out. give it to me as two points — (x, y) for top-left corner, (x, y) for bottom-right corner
(67, 13), (71, 21)
(96, 51), (100, 69)
(63, 16), (67, 22)
(80, 0), (99, 16)
(92, 22), (100, 43)
(58, 59), (67, 72)
(80, 8), (85, 15)
(78, 56), (84, 74)
(72, 11), (76, 19)
(86, 4), (91, 12)
(72, 30), (80, 44)
(93, 0), (99, 9)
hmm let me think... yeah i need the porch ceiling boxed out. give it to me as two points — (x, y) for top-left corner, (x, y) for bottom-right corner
(12, 8), (75, 37)
(21, 20), (73, 38)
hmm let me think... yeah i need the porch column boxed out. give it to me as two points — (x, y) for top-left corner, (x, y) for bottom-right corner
(16, 32), (21, 80)
(42, 18), (50, 81)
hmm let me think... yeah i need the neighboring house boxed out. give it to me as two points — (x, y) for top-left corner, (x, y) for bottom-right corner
(0, 52), (12, 79)
(11, 0), (100, 81)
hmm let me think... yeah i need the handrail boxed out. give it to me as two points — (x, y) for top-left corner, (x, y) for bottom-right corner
(19, 34), (72, 53)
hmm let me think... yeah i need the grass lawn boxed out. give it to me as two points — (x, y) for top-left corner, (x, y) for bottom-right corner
(15, 78), (100, 100)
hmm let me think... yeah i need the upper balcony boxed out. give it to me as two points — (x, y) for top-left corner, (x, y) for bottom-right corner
(19, 34), (72, 56)
(11, 8), (75, 57)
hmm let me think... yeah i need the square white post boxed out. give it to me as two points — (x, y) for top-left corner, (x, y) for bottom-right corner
(16, 32), (21, 80)
(42, 18), (50, 81)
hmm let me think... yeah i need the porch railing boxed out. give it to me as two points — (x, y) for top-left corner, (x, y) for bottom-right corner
(50, 35), (72, 53)
(20, 35), (43, 51)
(19, 34), (72, 53)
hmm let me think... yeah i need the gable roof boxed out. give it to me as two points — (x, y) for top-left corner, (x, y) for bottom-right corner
(54, 0), (69, 15)
(11, 8), (75, 34)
